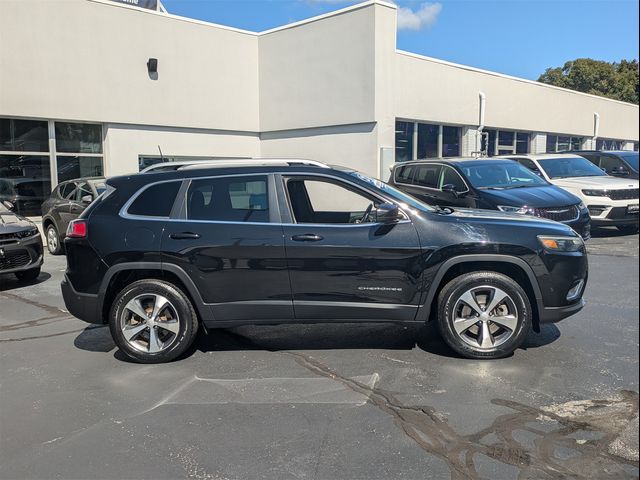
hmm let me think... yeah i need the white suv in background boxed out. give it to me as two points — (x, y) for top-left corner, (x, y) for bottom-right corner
(502, 154), (639, 234)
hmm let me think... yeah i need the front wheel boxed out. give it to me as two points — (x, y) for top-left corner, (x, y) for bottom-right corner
(109, 279), (199, 363)
(437, 271), (532, 360)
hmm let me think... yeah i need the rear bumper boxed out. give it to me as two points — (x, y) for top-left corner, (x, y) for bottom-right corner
(539, 298), (585, 324)
(61, 274), (102, 324)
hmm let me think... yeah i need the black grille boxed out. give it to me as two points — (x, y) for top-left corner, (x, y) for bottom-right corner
(534, 205), (579, 223)
(0, 250), (31, 271)
(0, 232), (18, 243)
(608, 189), (639, 201)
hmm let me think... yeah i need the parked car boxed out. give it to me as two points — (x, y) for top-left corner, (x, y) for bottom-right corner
(41, 177), (106, 255)
(568, 151), (639, 180)
(388, 159), (591, 239)
(61, 160), (588, 363)
(501, 154), (639, 234)
(0, 201), (43, 281)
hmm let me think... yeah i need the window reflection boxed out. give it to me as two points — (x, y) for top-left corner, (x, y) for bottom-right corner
(0, 155), (51, 216)
(57, 156), (104, 183)
(395, 121), (414, 162)
(55, 122), (102, 154)
(0, 119), (49, 152)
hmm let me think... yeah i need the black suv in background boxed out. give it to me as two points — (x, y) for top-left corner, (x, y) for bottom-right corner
(388, 159), (591, 239)
(569, 151), (639, 180)
(41, 177), (106, 255)
(62, 161), (588, 363)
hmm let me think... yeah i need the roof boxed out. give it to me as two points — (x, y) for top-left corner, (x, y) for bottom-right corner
(395, 157), (520, 167)
(494, 153), (586, 161)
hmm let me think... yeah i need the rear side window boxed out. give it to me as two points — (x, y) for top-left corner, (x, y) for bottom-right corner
(186, 175), (269, 223)
(128, 181), (181, 217)
(58, 182), (76, 199)
(395, 165), (415, 184)
(414, 164), (442, 188)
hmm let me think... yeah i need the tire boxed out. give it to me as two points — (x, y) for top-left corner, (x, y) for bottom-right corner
(437, 271), (532, 360)
(46, 224), (63, 255)
(15, 267), (41, 282)
(109, 279), (199, 364)
(616, 224), (639, 234)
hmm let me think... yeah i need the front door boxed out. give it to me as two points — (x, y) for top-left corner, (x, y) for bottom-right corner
(281, 175), (423, 321)
(162, 174), (292, 322)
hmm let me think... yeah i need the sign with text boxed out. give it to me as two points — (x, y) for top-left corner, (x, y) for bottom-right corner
(109, 0), (158, 11)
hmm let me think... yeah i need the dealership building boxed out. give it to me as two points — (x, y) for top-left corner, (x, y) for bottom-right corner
(1, 0), (638, 215)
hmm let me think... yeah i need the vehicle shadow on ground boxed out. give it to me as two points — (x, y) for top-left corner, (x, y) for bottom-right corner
(590, 226), (638, 238)
(0, 272), (51, 292)
(73, 322), (561, 362)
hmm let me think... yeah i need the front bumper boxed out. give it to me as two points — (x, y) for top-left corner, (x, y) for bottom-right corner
(588, 204), (639, 227)
(0, 234), (44, 275)
(61, 274), (102, 324)
(539, 298), (585, 324)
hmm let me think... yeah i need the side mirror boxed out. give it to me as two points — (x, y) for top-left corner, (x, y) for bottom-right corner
(2, 200), (14, 211)
(375, 203), (403, 224)
(442, 184), (461, 197)
(81, 195), (93, 204)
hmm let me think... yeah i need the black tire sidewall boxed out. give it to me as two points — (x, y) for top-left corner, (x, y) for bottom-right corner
(109, 280), (198, 363)
(438, 272), (532, 360)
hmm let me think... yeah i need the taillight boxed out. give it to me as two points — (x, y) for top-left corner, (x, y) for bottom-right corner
(67, 220), (88, 238)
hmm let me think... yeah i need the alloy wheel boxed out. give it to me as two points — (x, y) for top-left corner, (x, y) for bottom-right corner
(120, 294), (181, 353)
(47, 227), (58, 253)
(451, 286), (519, 350)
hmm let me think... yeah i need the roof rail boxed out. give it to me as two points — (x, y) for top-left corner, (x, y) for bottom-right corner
(179, 159), (330, 170)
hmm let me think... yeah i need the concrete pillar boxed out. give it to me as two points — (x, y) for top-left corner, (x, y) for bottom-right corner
(531, 133), (547, 154)
(461, 126), (480, 157)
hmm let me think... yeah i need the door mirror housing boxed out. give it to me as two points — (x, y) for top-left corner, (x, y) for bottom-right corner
(375, 203), (403, 224)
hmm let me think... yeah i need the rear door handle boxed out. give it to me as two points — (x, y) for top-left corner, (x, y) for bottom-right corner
(291, 234), (323, 242)
(170, 232), (201, 240)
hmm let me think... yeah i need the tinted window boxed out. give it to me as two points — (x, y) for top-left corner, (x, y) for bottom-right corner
(461, 162), (548, 189)
(187, 176), (269, 223)
(54, 122), (102, 154)
(517, 159), (543, 175)
(0, 118), (49, 152)
(442, 126), (460, 157)
(538, 157), (607, 179)
(395, 165), (415, 184)
(417, 124), (439, 159)
(598, 156), (624, 174)
(128, 181), (181, 217)
(414, 164), (442, 188)
(441, 166), (467, 191)
(58, 182), (76, 199)
(617, 152), (639, 171)
(395, 121), (414, 162)
(75, 182), (93, 202)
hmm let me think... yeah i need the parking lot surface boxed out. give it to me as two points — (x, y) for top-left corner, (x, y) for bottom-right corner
(1, 229), (638, 480)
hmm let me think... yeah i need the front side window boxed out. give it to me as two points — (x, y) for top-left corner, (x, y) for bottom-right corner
(186, 176), (269, 223)
(128, 181), (182, 218)
(286, 178), (375, 224)
(441, 166), (467, 192)
(538, 157), (607, 179)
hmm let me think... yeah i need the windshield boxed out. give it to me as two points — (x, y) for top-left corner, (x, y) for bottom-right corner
(538, 157), (607, 179)
(460, 162), (548, 189)
(616, 152), (639, 171)
(348, 171), (433, 211)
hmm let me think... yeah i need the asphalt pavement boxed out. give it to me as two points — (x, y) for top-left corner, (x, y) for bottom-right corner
(0, 228), (638, 480)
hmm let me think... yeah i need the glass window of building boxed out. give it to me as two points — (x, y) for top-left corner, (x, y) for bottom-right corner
(596, 138), (624, 151)
(0, 118), (52, 216)
(395, 121), (414, 162)
(417, 124), (438, 159)
(483, 129), (530, 156)
(442, 126), (461, 157)
(55, 122), (103, 182)
(547, 134), (583, 153)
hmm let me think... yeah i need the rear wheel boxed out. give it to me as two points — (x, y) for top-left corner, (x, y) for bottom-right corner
(15, 267), (41, 282)
(109, 279), (199, 363)
(46, 224), (63, 255)
(437, 271), (532, 360)
(616, 224), (639, 234)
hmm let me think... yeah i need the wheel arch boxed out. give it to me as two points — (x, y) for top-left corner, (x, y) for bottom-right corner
(418, 255), (543, 331)
(98, 262), (213, 327)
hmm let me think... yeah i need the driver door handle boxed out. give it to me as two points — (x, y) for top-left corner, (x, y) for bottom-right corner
(170, 232), (201, 240)
(291, 234), (323, 242)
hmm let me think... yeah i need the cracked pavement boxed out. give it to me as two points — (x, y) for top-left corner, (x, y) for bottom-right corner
(0, 228), (638, 479)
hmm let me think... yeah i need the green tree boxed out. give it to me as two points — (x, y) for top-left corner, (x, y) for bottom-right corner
(537, 58), (639, 105)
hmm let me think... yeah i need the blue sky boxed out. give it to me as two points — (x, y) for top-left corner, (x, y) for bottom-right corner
(161, 0), (639, 80)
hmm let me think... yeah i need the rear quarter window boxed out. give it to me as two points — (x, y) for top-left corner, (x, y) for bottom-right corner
(127, 181), (181, 217)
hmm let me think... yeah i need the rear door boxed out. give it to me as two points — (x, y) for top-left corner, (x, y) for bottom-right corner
(280, 174), (423, 321)
(162, 174), (292, 322)
(409, 164), (444, 205)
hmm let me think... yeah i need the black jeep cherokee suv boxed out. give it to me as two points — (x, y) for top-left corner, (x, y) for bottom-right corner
(61, 160), (588, 363)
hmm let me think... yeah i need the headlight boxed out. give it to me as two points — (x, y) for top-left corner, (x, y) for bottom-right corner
(15, 228), (39, 239)
(582, 189), (607, 197)
(538, 235), (584, 252)
(497, 205), (534, 215)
